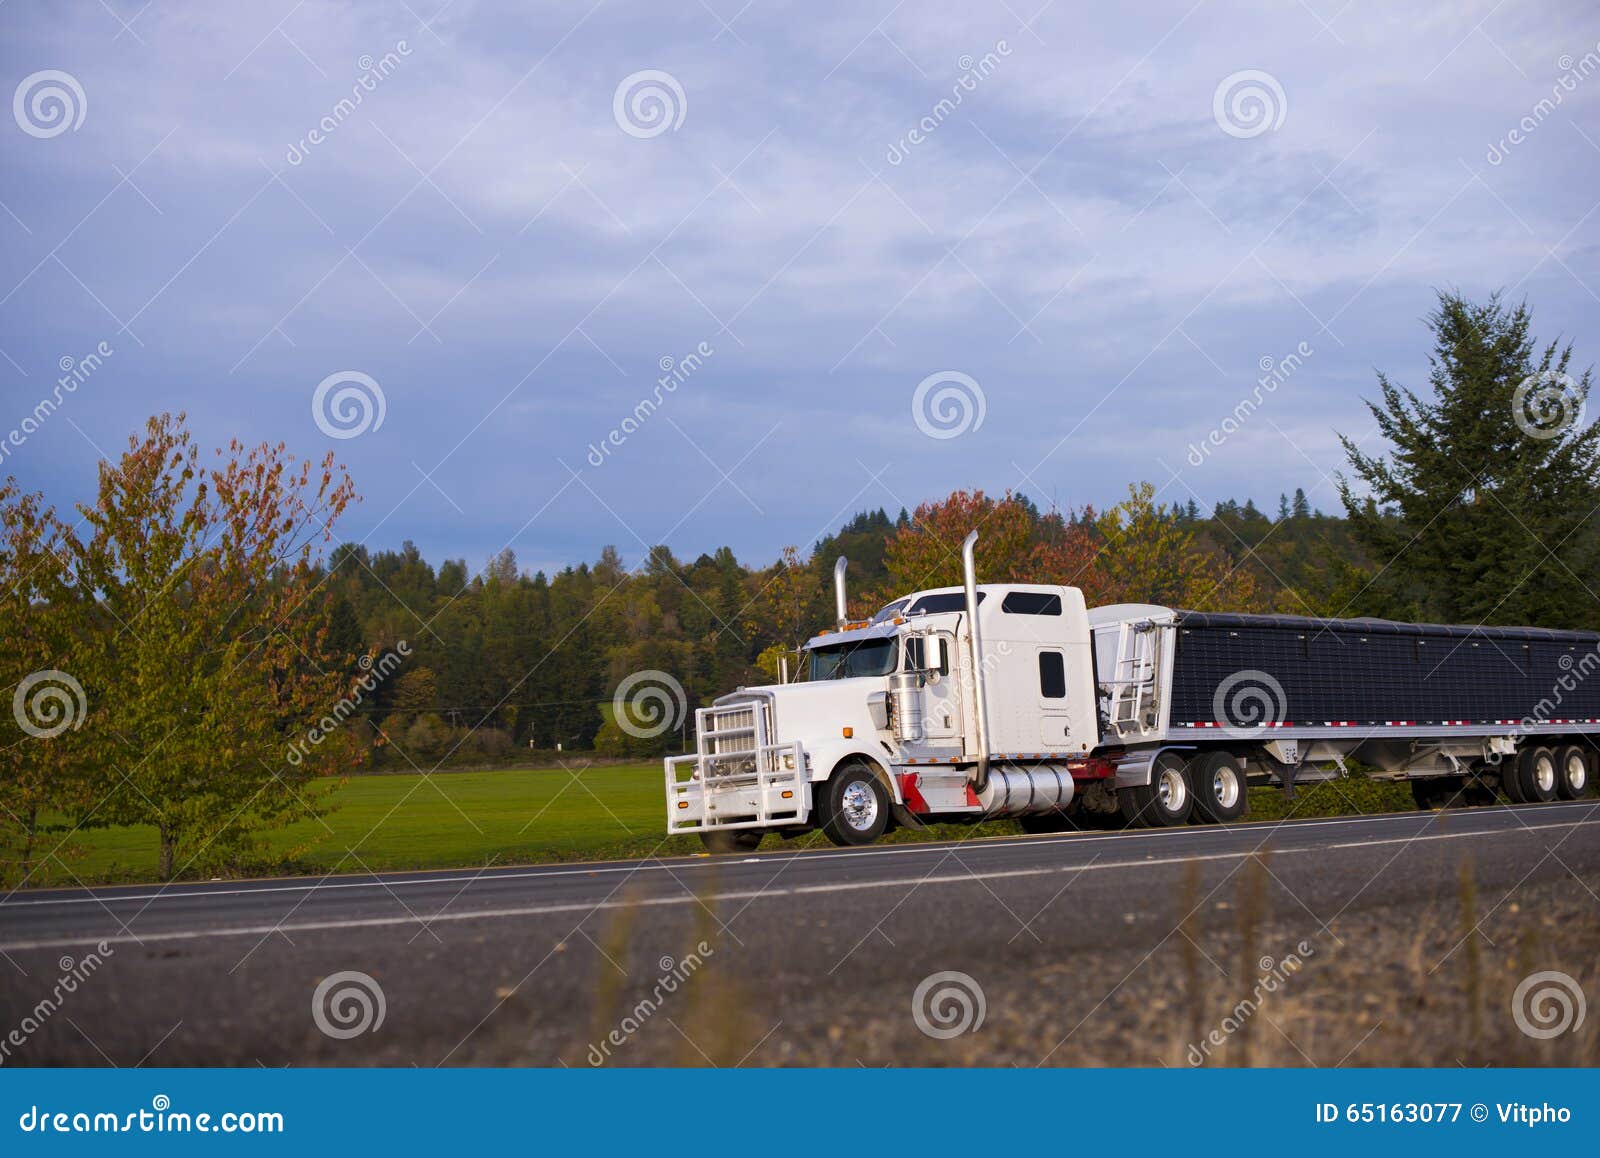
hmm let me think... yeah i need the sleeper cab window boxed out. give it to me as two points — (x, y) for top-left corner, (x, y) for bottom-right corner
(1038, 650), (1066, 699)
(1001, 591), (1062, 615)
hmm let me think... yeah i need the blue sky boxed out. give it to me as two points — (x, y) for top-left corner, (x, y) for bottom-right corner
(2, 1), (1597, 577)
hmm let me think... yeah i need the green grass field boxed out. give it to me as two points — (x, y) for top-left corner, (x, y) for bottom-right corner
(13, 763), (1423, 889)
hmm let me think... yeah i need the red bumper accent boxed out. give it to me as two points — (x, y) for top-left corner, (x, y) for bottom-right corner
(898, 772), (931, 814)
(1068, 757), (1116, 781)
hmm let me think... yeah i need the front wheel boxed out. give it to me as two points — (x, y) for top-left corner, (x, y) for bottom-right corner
(700, 830), (764, 855)
(818, 763), (891, 847)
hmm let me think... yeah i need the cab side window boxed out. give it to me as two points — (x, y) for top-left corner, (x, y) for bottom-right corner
(1038, 650), (1066, 699)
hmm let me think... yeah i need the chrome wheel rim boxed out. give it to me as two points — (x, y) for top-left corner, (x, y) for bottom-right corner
(841, 780), (878, 830)
(1158, 767), (1188, 812)
(1567, 754), (1587, 792)
(1212, 766), (1240, 810)
(1535, 755), (1556, 794)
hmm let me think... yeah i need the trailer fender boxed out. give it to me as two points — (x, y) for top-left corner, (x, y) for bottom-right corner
(1113, 746), (1199, 790)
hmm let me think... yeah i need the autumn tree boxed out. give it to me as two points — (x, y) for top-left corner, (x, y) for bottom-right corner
(1091, 483), (1264, 611)
(76, 414), (359, 879)
(0, 483), (92, 884)
(882, 489), (1098, 599)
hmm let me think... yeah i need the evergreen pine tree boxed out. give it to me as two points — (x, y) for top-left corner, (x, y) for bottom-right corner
(1338, 291), (1599, 627)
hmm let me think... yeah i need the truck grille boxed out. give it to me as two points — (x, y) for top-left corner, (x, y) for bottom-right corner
(697, 698), (773, 777)
(706, 705), (757, 755)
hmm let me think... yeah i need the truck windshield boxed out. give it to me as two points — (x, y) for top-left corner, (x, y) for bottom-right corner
(808, 638), (898, 680)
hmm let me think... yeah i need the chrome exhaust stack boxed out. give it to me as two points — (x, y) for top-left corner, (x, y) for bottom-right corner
(961, 530), (992, 794)
(833, 556), (849, 626)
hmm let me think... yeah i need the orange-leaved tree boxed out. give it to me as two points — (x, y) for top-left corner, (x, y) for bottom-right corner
(0, 481), (94, 885)
(882, 490), (1098, 599)
(76, 414), (360, 879)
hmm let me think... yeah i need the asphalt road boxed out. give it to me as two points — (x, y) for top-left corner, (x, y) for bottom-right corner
(3, 800), (1598, 1066)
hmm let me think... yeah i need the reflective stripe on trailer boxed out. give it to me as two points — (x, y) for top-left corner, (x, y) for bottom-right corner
(1169, 718), (1600, 729)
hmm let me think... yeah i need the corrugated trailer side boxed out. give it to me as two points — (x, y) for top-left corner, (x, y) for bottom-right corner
(1166, 612), (1600, 739)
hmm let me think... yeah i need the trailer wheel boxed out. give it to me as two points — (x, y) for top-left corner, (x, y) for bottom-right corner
(818, 762), (890, 846)
(1500, 755), (1527, 803)
(700, 830), (764, 854)
(1190, 752), (1247, 824)
(1119, 753), (1193, 828)
(1513, 746), (1559, 803)
(1555, 744), (1592, 800)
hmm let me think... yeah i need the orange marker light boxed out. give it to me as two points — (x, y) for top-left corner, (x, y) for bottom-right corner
(842, 726), (853, 738)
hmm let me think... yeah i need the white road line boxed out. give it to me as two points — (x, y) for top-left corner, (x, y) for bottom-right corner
(0, 819), (1588, 953)
(3, 802), (1588, 910)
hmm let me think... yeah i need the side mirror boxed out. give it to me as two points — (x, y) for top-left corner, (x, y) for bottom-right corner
(921, 635), (946, 673)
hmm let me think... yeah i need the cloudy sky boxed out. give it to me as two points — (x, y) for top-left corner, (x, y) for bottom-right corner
(2, 1), (1597, 576)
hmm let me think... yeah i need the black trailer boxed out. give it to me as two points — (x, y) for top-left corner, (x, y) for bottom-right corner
(1090, 605), (1600, 827)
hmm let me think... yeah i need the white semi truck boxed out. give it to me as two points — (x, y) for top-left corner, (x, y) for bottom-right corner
(665, 531), (1600, 851)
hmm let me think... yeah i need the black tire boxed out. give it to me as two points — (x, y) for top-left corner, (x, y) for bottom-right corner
(818, 762), (891, 847)
(1190, 751), (1248, 824)
(1119, 752), (1193, 828)
(1411, 778), (1441, 810)
(1500, 755), (1527, 803)
(1413, 776), (1471, 810)
(1517, 746), (1560, 803)
(1555, 744), (1592, 800)
(700, 830), (764, 854)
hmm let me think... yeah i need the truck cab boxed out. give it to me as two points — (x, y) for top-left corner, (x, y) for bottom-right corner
(665, 533), (1099, 851)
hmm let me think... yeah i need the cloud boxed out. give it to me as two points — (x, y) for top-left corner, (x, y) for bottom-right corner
(1, 0), (1596, 572)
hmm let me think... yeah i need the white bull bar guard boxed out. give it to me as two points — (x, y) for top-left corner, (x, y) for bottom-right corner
(664, 698), (809, 833)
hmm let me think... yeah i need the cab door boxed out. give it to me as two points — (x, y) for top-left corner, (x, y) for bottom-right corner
(910, 630), (963, 746)
(1037, 646), (1074, 750)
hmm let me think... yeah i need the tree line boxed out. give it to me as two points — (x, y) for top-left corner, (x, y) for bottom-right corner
(1, 291), (1594, 882)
